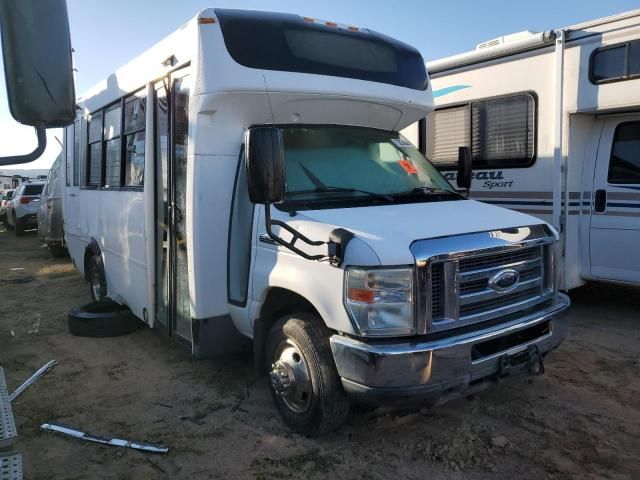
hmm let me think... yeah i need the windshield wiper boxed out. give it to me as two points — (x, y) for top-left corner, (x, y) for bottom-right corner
(392, 187), (462, 198)
(287, 186), (395, 202)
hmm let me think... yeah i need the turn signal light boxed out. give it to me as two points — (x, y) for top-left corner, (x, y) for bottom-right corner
(348, 288), (375, 303)
(20, 197), (32, 204)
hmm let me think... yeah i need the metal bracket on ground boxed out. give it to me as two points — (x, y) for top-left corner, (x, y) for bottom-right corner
(40, 423), (169, 454)
(0, 451), (22, 480)
(0, 369), (17, 450)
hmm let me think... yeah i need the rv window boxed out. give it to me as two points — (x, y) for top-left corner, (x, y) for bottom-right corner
(591, 40), (640, 84)
(630, 42), (640, 76)
(428, 93), (535, 169)
(426, 106), (470, 166)
(608, 122), (640, 184)
(471, 94), (535, 168)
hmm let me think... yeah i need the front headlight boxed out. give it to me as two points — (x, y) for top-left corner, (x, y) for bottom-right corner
(344, 267), (415, 337)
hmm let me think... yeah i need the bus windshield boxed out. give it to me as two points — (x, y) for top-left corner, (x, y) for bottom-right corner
(280, 126), (460, 210)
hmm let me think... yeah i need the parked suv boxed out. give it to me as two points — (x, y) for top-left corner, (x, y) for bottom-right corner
(38, 156), (66, 256)
(6, 182), (44, 236)
(0, 189), (15, 224)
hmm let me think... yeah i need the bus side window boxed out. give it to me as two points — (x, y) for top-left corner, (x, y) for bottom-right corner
(123, 91), (146, 186)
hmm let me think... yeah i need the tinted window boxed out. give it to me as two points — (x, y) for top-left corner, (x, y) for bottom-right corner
(215, 9), (428, 90)
(426, 106), (470, 166)
(88, 142), (102, 186)
(608, 122), (640, 184)
(105, 138), (122, 187)
(591, 40), (640, 83)
(630, 42), (640, 76)
(124, 93), (146, 133)
(23, 184), (43, 195)
(228, 152), (253, 305)
(592, 46), (626, 81)
(124, 133), (145, 185)
(88, 112), (103, 143)
(471, 94), (535, 167)
(428, 93), (536, 169)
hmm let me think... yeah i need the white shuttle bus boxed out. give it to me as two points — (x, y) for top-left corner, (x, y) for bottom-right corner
(409, 9), (640, 291)
(63, 8), (569, 435)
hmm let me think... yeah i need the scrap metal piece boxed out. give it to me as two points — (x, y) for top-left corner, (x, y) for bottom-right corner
(40, 423), (169, 454)
(9, 360), (57, 402)
(0, 369), (17, 449)
(0, 451), (22, 480)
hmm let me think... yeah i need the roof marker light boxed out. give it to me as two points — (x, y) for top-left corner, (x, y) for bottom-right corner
(325, 21), (337, 27)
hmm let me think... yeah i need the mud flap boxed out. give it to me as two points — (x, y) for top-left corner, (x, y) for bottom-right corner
(497, 344), (545, 379)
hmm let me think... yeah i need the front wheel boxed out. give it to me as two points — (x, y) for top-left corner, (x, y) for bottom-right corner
(266, 314), (349, 437)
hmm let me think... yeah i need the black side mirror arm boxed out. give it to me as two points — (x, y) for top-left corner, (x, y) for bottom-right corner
(264, 204), (327, 261)
(0, 122), (46, 167)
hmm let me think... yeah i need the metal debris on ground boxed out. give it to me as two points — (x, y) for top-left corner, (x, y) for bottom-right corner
(0, 369), (17, 449)
(9, 360), (57, 402)
(40, 423), (169, 454)
(0, 451), (22, 480)
(8, 268), (24, 272)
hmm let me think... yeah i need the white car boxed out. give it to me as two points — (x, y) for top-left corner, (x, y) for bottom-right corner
(0, 189), (14, 223)
(6, 182), (44, 236)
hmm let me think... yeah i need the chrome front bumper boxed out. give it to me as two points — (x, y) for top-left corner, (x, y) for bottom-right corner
(330, 293), (570, 405)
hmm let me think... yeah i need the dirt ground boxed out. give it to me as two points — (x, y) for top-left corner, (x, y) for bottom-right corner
(0, 226), (639, 480)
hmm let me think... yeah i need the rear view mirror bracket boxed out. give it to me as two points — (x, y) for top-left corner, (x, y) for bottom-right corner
(264, 204), (327, 261)
(0, 122), (47, 167)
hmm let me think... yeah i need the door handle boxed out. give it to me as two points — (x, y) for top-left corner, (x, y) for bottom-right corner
(594, 189), (607, 213)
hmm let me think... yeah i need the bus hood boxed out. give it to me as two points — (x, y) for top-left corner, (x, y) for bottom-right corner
(290, 200), (549, 266)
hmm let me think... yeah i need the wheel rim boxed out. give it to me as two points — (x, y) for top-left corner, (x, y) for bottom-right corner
(90, 267), (102, 300)
(270, 340), (312, 413)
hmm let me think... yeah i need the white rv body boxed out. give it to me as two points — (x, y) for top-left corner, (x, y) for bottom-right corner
(62, 8), (569, 434)
(410, 9), (640, 290)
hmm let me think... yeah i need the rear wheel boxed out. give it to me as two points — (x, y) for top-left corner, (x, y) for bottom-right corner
(266, 313), (349, 437)
(87, 254), (107, 301)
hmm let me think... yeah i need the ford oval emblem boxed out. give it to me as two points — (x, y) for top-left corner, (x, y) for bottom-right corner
(488, 269), (520, 292)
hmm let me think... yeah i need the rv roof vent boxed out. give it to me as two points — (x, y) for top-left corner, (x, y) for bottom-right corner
(475, 30), (537, 50)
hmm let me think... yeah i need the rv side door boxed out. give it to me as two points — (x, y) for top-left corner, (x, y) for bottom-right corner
(589, 116), (640, 284)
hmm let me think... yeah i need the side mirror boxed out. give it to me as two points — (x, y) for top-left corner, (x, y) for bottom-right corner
(246, 127), (285, 204)
(457, 147), (472, 190)
(0, 0), (76, 166)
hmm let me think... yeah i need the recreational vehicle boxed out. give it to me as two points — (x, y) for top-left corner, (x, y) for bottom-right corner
(63, 8), (569, 435)
(406, 9), (640, 290)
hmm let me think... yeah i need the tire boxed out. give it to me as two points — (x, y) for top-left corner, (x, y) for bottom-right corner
(266, 313), (349, 437)
(87, 254), (107, 301)
(68, 299), (140, 337)
(14, 215), (24, 236)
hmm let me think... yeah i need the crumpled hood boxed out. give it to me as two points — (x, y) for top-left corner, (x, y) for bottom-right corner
(286, 199), (548, 265)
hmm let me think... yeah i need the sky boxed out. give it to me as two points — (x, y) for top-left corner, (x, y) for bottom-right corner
(1, 0), (638, 170)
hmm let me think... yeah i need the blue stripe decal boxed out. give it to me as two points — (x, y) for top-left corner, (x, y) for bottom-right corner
(433, 85), (471, 98)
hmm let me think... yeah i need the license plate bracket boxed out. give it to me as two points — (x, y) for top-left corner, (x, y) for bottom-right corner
(497, 344), (544, 379)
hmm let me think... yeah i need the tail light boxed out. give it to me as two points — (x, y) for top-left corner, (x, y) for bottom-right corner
(20, 197), (32, 204)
